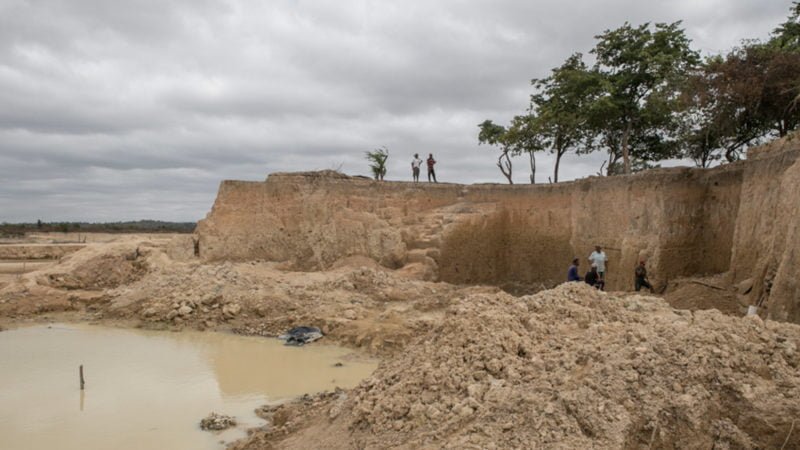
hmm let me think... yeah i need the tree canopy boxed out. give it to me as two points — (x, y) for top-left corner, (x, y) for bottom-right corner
(478, 3), (800, 182)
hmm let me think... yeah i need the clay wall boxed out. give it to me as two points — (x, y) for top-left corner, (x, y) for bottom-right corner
(195, 135), (800, 321)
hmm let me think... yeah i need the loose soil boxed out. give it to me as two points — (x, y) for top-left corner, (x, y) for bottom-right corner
(2, 235), (799, 449)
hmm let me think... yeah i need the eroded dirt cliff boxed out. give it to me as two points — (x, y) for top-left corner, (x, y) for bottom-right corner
(196, 134), (800, 322)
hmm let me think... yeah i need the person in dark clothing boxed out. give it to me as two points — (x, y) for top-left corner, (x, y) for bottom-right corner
(585, 264), (605, 290)
(567, 258), (582, 282)
(427, 153), (437, 183)
(635, 260), (654, 293)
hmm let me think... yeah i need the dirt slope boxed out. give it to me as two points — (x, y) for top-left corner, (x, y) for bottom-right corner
(233, 283), (800, 450)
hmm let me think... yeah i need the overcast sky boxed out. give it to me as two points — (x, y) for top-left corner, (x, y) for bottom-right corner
(0, 0), (792, 222)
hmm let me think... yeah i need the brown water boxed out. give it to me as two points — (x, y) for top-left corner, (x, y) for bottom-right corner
(0, 324), (377, 450)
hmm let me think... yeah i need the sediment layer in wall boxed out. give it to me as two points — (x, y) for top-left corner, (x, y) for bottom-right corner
(196, 134), (800, 322)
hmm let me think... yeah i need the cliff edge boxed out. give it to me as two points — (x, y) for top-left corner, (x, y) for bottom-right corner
(196, 134), (800, 323)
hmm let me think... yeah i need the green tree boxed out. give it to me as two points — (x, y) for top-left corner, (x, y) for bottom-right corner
(478, 119), (515, 184)
(772, 1), (800, 50)
(531, 53), (601, 182)
(505, 113), (548, 184)
(681, 43), (800, 163)
(365, 146), (389, 181)
(589, 22), (700, 174)
(756, 45), (800, 137)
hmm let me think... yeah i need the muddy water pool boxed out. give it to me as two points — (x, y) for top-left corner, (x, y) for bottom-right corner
(0, 324), (377, 450)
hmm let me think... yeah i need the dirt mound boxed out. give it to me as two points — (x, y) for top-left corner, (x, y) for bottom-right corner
(236, 283), (800, 449)
(94, 253), (461, 354)
(36, 241), (148, 290)
(664, 276), (744, 316)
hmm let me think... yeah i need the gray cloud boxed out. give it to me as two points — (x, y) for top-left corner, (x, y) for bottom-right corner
(0, 0), (792, 222)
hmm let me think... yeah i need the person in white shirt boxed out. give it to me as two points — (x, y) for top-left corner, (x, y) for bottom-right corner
(411, 153), (423, 182)
(588, 245), (608, 280)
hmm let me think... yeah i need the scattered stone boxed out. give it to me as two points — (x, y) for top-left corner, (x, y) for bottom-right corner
(201, 295), (219, 306)
(222, 303), (241, 318)
(279, 326), (324, 346)
(177, 305), (193, 316)
(200, 412), (237, 431)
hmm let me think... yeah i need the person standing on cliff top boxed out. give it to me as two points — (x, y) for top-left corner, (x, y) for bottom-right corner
(588, 245), (608, 280)
(635, 260), (654, 293)
(567, 258), (582, 282)
(411, 153), (423, 182)
(427, 153), (437, 183)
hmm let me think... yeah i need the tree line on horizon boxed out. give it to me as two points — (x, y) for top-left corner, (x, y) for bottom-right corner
(0, 220), (196, 237)
(479, 2), (800, 184)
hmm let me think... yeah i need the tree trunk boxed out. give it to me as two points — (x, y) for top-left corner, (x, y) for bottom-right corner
(529, 151), (536, 184)
(725, 145), (739, 163)
(497, 151), (513, 184)
(621, 122), (632, 174)
(554, 150), (564, 183)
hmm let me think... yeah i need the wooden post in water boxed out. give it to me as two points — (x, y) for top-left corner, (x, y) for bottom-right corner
(80, 365), (85, 390)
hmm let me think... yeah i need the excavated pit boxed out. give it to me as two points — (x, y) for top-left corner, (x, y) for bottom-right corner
(195, 134), (800, 322)
(3, 136), (800, 449)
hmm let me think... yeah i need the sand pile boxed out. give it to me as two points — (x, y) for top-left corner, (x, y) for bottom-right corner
(239, 283), (800, 449)
(36, 241), (148, 290)
(100, 251), (461, 353)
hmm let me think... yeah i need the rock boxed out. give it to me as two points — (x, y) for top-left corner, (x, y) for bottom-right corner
(458, 406), (474, 417)
(222, 303), (242, 318)
(199, 412), (237, 431)
(178, 305), (193, 316)
(736, 278), (754, 295)
(165, 310), (179, 321)
(784, 342), (797, 358)
(343, 309), (358, 320)
(141, 307), (157, 318)
(201, 295), (219, 306)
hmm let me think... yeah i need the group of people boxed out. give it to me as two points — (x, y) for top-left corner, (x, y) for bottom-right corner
(567, 245), (654, 293)
(411, 153), (437, 183)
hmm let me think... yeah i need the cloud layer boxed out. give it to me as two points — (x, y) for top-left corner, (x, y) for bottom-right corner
(0, 0), (791, 221)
